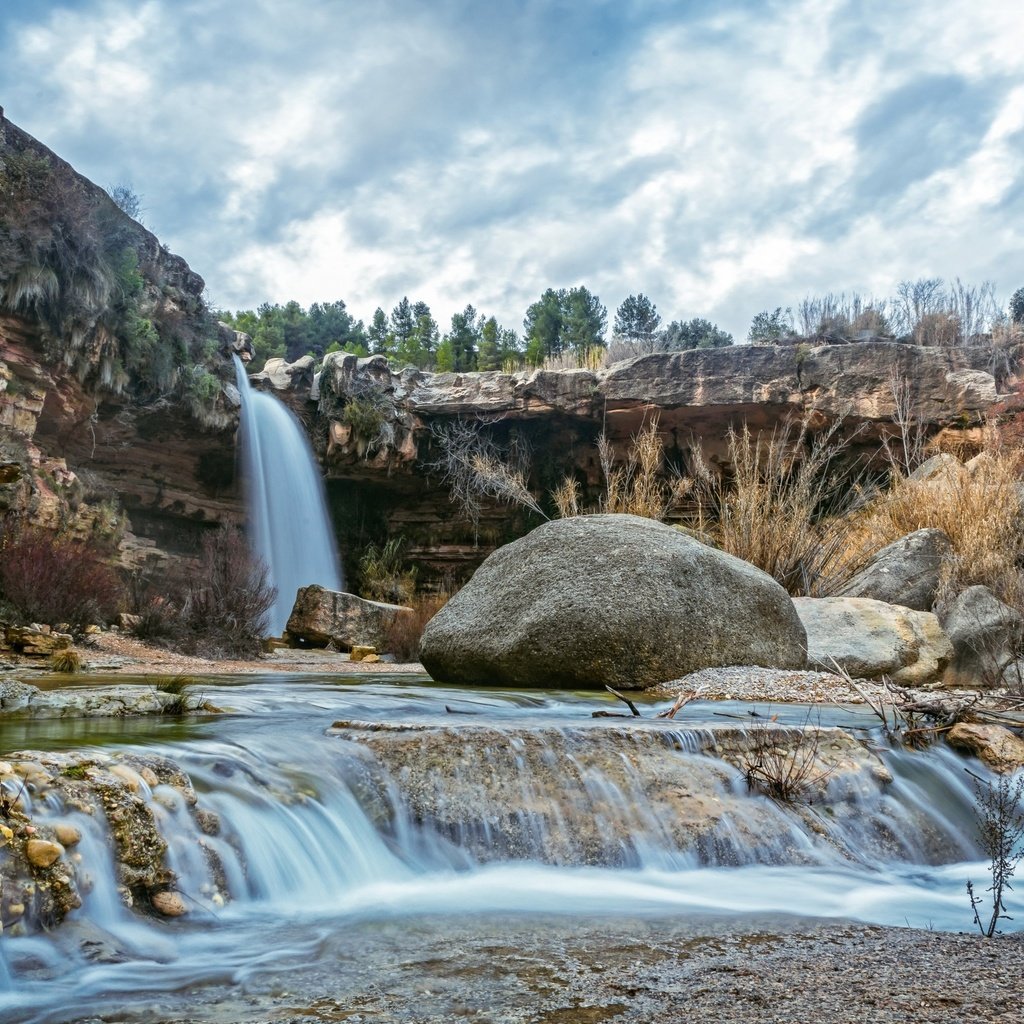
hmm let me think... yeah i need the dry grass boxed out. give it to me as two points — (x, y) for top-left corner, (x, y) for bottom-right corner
(596, 418), (685, 520)
(852, 446), (1024, 610)
(539, 347), (608, 372)
(686, 419), (863, 595)
(384, 590), (452, 661)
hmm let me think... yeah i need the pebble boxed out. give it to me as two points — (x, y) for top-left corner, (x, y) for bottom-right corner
(53, 823), (81, 847)
(151, 890), (187, 917)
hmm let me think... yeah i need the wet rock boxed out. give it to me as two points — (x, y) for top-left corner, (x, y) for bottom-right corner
(0, 749), (223, 932)
(794, 596), (952, 686)
(947, 723), (1024, 774)
(286, 586), (411, 651)
(53, 823), (81, 847)
(940, 585), (1024, 689)
(25, 839), (63, 868)
(420, 515), (807, 689)
(151, 890), (187, 917)
(837, 529), (951, 611)
(329, 719), (944, 867)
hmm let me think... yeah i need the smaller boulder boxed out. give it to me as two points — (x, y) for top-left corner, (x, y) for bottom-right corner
(793, 596), (952, 687)
(908, 452), (964, 484)
(947, 723), (1024, 774)
(941, 586), (1023, 689)
(25, 839), (63, 869)
(838, 529), (951, 611)
(286, 586), (411, 651)
(5, 626), (72, 656)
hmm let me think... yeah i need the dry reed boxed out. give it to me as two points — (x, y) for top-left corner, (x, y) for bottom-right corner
(686, 419), (863, 595)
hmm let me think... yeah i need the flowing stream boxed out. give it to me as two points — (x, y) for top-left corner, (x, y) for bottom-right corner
(233, 358), (343, 635)
(0, 676), (1015, 1023)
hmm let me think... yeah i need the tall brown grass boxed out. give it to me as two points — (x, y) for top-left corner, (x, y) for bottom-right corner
(853, 447), (1024, 610)
(686, 420), (863, 595)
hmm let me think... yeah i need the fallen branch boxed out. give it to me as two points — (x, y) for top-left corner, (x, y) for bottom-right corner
(605, 685), (641, 717)
(656, 686), (705, 719)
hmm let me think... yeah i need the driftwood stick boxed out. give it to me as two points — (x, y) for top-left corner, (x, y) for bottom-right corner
(605, 685), (641, 717)
(656, 686), (705, 719)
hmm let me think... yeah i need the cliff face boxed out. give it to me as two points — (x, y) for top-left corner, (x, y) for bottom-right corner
(0, 114), (1015, 586)
(258, 343), (1008, 582)
(0, 115), (247, 568)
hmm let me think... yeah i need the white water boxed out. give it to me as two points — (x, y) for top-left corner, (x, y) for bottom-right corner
(0, 679), (1018, 1023)
(233, 357), (343, 635)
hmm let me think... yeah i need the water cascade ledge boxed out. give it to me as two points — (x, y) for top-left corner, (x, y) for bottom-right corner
(0, 679), (1012, 1022)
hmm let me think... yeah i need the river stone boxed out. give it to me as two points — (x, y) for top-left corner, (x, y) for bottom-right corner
(25, 839), (63, 868)
(286, 586), (412, 651)
(419, 515), (807, 689)
(837, 529), (951, 611)
(151, 890), (188, 917)
(793, 596), (952, 686)
(940, 585), (1024, 690)
(947, 723), (1024, 774)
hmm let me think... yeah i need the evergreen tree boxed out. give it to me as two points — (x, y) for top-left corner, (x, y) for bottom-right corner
(523, 288), (565, 357)
(662, 317), (733, 350)
(477, 316), (502, 371)
(614, 293), (661, 345)
(1011, 287), (1024, 325)
(562, 285), (607, 355)
(447, 304), (480, 371)
(368, 307), (390, 355)
(434, 336), (455, 372)
(389, 297), (416, 356)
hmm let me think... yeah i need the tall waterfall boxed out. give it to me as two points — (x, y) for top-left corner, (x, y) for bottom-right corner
(233, 357), (344, 635)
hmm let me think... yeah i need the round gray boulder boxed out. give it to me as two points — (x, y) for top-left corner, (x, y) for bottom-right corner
(419, 514), (807, 688)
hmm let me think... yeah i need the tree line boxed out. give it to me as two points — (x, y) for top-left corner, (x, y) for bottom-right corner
(220, 289), (734, 371)
(222, 277), (1024, 374)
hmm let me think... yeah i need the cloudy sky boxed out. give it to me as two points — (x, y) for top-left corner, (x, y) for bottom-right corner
(2, 0), (1023, 340)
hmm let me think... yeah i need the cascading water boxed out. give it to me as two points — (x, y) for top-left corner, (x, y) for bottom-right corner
(0, 679), (1018, 1024)
(233, 356), (343, 635)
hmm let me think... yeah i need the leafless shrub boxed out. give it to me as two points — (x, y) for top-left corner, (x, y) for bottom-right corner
(427, 420), (546, 538)
(881, 366), (929, 475)
(384, 590), (452, 662)
(741, 714), (835, 803)
(967, 769), (1024, 937)
(130, 527), (275, 659)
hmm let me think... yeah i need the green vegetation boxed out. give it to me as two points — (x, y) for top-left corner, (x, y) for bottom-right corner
(358, 537), (417, 605)
(0, 131), (224, 414)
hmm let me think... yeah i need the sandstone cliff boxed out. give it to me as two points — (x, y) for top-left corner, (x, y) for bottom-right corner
(0, 114), (247, 568)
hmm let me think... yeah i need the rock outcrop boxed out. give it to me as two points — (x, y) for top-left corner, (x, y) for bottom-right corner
(837, 529), (952, 611)
(285, 585), (411, 650)
(328, 718), (966, 867)
(793, 596), (952, 686)
(419, 514), (807, 688)
(940, 586), (1024, 689)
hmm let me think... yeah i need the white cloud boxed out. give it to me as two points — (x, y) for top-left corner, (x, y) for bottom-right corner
(1, 0), (1022, 340)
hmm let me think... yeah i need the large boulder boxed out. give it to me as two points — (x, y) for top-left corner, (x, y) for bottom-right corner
(419, 515), (807, 689)
(940, 585), (1024, 689)
(793, 596), (952, 687)
(286, 586), (411, 651)
(837, 529), (951, 611)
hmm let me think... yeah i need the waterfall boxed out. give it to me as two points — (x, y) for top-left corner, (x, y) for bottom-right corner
(233, 357), (344, 635)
